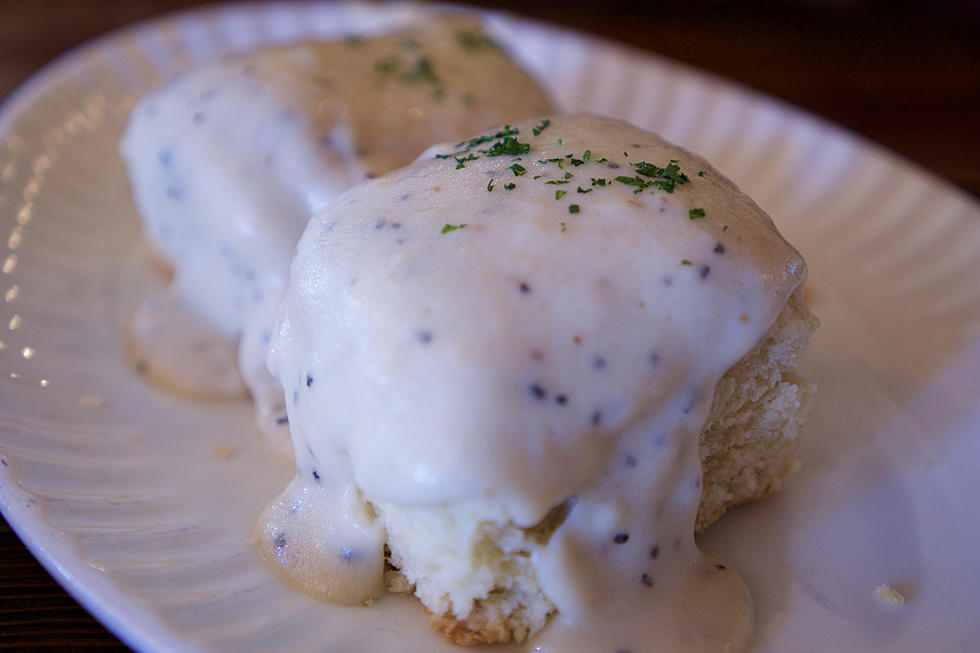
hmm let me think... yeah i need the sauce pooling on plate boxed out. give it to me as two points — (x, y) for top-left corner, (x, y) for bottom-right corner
(119, 17), (552, 450)
(261, 114), (808, 651)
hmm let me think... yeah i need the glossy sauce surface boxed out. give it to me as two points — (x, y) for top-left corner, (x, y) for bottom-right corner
(264, 115), (806, 651)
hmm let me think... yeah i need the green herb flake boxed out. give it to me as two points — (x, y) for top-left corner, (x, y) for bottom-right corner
(583, 149), (592, 161)
(596, 157), (608, 163)
(697, 170), (706, 177)
(532, 118), (552, 136)
(569, 204), (580, 213)
(577, 186), (593, 194)
(455, 29), (497, 51)
(570, 158), (584, 166)
(487, 179), (495, 192)
(509, 163), (527, 176)
(533, 175), (542, 180)
(504, 182), (516, 190)
(557, 138), (563, 147)
(546, 180), (570, 185)
(689, 208), (706, 220)
(442, 223), (467, 234)
(375, 55), (399, 74)
(401, 57), (440, 85)
(563, 171), (573, 180)
(591, 178), (608, 187)
(681, 259), (693, 265)
(482, 136), (530, 157)
(615, 175), (653, 193)
(723, 225), (729, 232)
(555, 190), (567, 200)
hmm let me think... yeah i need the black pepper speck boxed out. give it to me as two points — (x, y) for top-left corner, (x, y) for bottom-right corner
(624, 454), (637, 467)
(700, 265), (711, 279)
(613, 533), (629, 544)
(555, 394), (568, 405)
(530, 383), (547, 400)
(274, 532), (287, 551)
(519, 282), (531, 294)
(716, 564), (727, 570)
(340, 546), (360, 562)
(276, 415), (288, 425)
(593, 356), (607, 370)
(306, 375), (313, 387)
(416, 330), (433, 345)
(649, 352), (660, 366)
(312, 470), (320, 482)
(591, 411), (602, 426)
(641, 573), (653, 587)
(650, 545), (660, 559)
(714, 242), (726, 255)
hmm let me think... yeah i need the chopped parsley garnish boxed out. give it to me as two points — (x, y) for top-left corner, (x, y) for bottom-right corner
(401, 57), (439, 84)
(504, 182), (516, 190)
(592, 178), (608, 186)
(483, 136), (530, 157)
(577, 186), (593, 193)
(569, 204), (580, 213)
(689, 208), (706, 219)
(557, 138), (563, 146)
(509, 163), (527, 176)
(374, 55), (399, 73)
(583, 150), (592, 161)
(532, 119), (552, 136)
(681, 259), (693, 265)
(441, 223), (467, 234)
(563, 171), (573, 179)
(615, 175), (653, 193)
(546, 179), (569, 185)
(487, 179), (495, 192)
(455, 29), (498, 51)
(616, 160), (691, 193)
(555, 190), (567, 200)
(698, 170), (706, 177)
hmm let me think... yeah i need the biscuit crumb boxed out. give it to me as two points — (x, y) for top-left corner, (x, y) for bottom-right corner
(363, 597), (376, 607)
(77, 394), (104, 410)
(873, 584), (904, 610)
(212, 444), (237, 460)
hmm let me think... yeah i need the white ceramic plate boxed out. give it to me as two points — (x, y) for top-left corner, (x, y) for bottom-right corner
(1, 2), (977, 652)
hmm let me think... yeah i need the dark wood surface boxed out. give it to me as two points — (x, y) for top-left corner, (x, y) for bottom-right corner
(0, 1), (977, 651)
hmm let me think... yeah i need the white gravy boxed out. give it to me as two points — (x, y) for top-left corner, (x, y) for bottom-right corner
(262, 114), (806, 651)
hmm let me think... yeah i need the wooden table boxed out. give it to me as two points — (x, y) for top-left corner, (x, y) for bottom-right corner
(1, 1), (977, 650)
